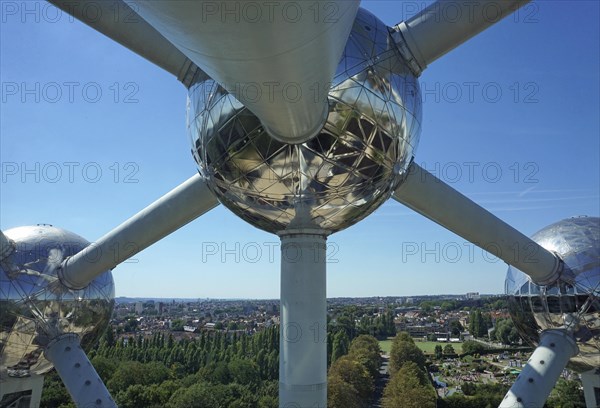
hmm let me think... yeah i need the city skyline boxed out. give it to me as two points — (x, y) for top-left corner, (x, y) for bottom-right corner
(1, 1), (599, 299)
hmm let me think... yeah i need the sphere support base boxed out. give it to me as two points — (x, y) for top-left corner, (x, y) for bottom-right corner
(279, 232), (327, 408)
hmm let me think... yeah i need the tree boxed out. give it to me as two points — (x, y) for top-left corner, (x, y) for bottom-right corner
(327, 374), (361, 408)
(434, 345), (443, 359)
(106, 361), (170, 394)
(443, 344), (456, 355)
(334, 315), (355, 339)
(420, 301), (434, 313)
(441, 301), (457, 312)
(90, 356), (117, 383)
(468, 310), (490, 338)
(389, 333), (426, 374)
(40, 371), (70, 408)
(449, 320), (463, 337)
(167, 383), (256, 408)
(328, 355), (374, 402)
(348, 335), (381, 379)
(383, 362), (436, 408)
(167, 383), (219, 408)
(491, 318), (521, 345)
(116, 384), (165, 408)
(123, 318), (139, 333)
(171, 319), (185, 331)
(100, 327), (117, 348)
(228, 359), (259, 388)
(394, 331), (414, 344)
(331, 330), (350, 363)
(546, 379), (586, 408)
(257, 396), (278, 408)
(462, 340), (487, 355)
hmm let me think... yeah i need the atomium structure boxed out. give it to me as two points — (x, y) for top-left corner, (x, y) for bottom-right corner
(188, 8), (421, 234)
(0, 226), (116, 406)
(0, 1), (598, 408)
(506, 217), (600, 373)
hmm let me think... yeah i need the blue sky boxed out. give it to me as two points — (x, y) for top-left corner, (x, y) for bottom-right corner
(1, 1), (598, 299)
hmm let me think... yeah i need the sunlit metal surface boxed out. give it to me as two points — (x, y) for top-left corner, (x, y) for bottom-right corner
(133, 0), (360, 144)
(506, 216), (600, 372)
(187, 8), (421, 234)
(0, 225), (114, 377)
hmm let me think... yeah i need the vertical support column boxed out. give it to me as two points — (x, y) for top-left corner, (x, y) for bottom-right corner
(29, 375), (44, 408)
(0, 374), (44, 408)
(500, 329), (579, 408)
(279, 231), (327, 408)
(581, 369), (600, 408)
(44, 334), (116, 408)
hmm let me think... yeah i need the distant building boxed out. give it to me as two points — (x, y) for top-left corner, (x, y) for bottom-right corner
(405, 297), (414, 304)
(466, 292), (481, 300)
(406, 325), (429, 337)
(135, 302), (143, 314)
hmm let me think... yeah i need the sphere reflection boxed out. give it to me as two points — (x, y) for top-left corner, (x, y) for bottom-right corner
(187, 8), (422, 234)
(505, 216), (599, 372)
(0, 225), (114, 377)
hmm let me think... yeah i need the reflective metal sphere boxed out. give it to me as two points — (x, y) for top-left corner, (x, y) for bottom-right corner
(0, 225), (114, 377)
(188, 8), (421, 234)
(505, 216), (599, 372)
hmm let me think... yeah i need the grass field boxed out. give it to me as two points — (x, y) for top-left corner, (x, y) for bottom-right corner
(379, 339), (463, 355)
(379, 339), (393, 354)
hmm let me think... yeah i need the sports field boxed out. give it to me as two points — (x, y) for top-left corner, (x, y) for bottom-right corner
(379, 339), (463, 355)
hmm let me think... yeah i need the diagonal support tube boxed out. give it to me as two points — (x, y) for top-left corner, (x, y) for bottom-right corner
(393, 0), (530, 74)
(58, 173), (219, 289)
(130, 0), (360, 144)
(47, 0), (207, 86)
(499, 329), (579, 408)
(393, 163), (562, 285)
(45, 334), (116, 408)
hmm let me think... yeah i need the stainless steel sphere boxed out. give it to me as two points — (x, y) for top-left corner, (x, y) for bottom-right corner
(505, 216), (599, 372)
(0, 225), (114, 377)
(187, 8), (421, 234)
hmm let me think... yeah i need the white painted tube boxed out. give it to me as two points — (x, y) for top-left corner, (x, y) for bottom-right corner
(500, 329), (579, 408)
(393, 0), (530, 73)
(47, 0), (206, 86)
(45, 334), (116, 408)
(59, 173), (218, 289)
(393, 163), (562, 285)
(279, 231), (328, 407)
(131, 0), (360, 144)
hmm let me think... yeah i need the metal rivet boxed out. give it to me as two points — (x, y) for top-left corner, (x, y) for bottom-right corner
(517, 397), (522, 402)
(540, 360), (545, 365)
(528, 378), (534, 383)
(75, 363), (80, 368)
(96, 399), (102, 405)
(85, 380), (91, 386)
(65, 346), (71, 352)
